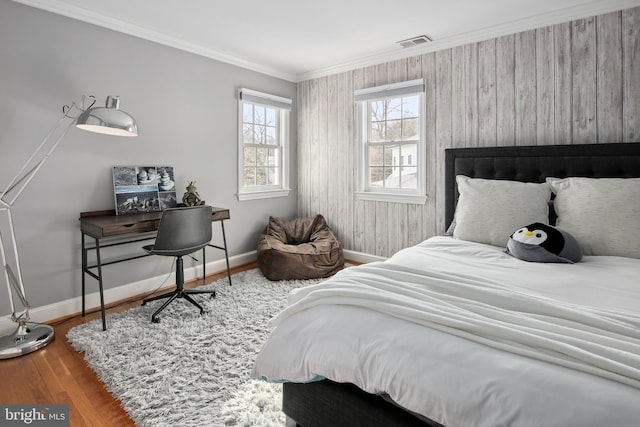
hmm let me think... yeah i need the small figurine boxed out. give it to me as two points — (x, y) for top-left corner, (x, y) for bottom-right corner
(182, 181), (202, 206)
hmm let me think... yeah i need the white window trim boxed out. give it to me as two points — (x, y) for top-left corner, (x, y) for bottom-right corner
(237, 188), (290, 201)
(354, 191), (427, 204)
(355, 79), (427, 205)
(237, 88), (291, 201)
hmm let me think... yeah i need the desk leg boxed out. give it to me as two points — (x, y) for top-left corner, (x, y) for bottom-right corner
(81, 232), (86, 317)
(221, 220), (232, 286)
(94, 237), (107, 331)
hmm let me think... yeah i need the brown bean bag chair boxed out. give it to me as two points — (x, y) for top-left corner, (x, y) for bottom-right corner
(257, 214), (344, 281)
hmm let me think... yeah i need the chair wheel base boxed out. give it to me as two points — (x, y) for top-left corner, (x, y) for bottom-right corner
(152, 317), (160, 323)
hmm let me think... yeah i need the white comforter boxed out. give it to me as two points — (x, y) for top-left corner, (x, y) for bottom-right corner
(253, 237), (640, 426)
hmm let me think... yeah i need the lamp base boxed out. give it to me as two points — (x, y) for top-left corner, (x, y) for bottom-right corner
(0, 322), (55, 359)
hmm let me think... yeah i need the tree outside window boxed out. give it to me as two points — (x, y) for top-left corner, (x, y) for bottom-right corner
(355, 79), (426, 204)
(237, 88), (291, 201)
(366, 95), (420, 190)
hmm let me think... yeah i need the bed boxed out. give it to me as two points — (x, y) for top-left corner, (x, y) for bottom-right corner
(252, 142), (640, 427)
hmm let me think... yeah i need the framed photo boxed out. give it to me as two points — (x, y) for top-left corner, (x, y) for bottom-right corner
(112, 166), (177, 215)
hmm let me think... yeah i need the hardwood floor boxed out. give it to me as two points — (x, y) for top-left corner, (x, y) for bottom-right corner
(0, 263), (256, 427)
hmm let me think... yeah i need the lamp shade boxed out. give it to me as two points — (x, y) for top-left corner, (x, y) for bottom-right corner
(76, 96), (138, 137)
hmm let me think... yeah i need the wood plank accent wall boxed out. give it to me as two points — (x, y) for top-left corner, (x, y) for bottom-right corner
(297, 7), (640, 258)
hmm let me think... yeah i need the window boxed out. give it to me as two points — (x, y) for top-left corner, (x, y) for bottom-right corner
(237, 88), (291, 201)
(355, 79), (426, 204)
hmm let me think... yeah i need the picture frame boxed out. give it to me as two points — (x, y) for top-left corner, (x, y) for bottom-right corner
(112, 166), (177, 215)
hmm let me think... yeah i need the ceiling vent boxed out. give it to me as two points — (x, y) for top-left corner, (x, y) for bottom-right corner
(397, 35), (432, 48)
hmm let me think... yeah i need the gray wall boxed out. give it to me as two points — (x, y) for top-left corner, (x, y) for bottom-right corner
(297, 6), (640, 258)
(0, 2), (297, 318)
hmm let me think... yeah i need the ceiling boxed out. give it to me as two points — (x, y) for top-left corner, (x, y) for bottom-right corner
(14, 0), (640, 81)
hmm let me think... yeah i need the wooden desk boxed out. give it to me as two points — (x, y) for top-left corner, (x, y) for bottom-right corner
(79, 207), (231, 331)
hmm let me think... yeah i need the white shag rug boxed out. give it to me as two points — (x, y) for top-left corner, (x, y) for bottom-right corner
(67, 269), (322, 427)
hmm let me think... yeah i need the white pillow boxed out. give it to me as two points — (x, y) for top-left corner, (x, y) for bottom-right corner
(453, 176), (551, 247)
(547, 177), (640, 258)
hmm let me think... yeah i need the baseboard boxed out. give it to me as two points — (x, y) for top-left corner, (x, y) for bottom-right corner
(343, 249), (386, 264)
(0, 248), (383, 334)
(0, 250), (257, 334)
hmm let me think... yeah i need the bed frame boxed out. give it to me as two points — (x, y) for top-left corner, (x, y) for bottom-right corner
(283, 142), (640, 427)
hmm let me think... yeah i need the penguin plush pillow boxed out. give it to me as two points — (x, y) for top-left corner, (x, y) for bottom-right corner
(505, 222), (582, 264)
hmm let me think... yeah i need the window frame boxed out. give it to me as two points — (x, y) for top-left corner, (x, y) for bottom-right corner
(237, 88), (291, 201)
(355, 79), (427, 204)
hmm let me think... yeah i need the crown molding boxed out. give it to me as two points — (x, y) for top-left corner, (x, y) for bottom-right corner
(13, 0), (640, 83)
(297, 0), (640, 81)
(12, 0), (298, 82)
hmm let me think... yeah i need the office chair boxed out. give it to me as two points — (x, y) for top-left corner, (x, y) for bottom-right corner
(141, 205), (214, 323)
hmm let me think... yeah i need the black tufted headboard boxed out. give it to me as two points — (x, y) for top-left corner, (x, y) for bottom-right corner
(445, 142), (640, 230)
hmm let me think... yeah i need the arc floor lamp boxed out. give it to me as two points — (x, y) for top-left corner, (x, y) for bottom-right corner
(0, 95), (138, 359)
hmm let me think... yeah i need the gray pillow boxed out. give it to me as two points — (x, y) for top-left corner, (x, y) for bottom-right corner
(452, 176), (551, 247)
(547, 177), (640, 258)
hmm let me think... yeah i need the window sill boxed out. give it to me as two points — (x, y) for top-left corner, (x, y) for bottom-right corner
(355, 191), (427, 204)
(237, 188), (291, 201)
